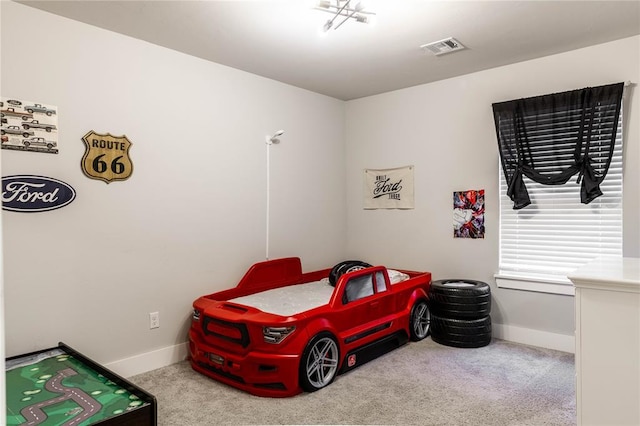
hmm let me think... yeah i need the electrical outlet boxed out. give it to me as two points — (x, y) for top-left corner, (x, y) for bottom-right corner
(149, 312), (160, 329)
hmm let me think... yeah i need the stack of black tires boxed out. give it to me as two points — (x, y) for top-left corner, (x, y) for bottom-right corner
(428, 279), (492, 348)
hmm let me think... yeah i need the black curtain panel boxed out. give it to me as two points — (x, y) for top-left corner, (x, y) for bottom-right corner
(492, 82), (624, 209)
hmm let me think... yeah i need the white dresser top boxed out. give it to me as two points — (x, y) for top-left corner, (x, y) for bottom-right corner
(568, 257), (640, 293)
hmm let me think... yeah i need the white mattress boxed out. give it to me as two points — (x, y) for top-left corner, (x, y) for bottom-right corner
(229, 279), (335, 317)
(228, 270), (409, 317)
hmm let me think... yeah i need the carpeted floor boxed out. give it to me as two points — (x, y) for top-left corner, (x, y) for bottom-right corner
(130, 338), (575, 425)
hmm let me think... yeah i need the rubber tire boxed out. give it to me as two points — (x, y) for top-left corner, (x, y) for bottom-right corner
(430, 313), (492, 348)
(299, 332), (340, 393)
(328, 260), (372, 286)
(428, 279), (491, 319)
(409, 299), (431, 341)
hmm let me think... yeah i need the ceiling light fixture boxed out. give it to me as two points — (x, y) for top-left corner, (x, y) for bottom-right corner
(315, 0), (375, 32)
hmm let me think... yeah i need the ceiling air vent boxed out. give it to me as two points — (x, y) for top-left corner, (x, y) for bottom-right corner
(420, 37), (465, 56)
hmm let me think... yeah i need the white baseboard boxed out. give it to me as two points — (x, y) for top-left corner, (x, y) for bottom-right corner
(492, 323), (575, 353)
(104, 342), (189, 378)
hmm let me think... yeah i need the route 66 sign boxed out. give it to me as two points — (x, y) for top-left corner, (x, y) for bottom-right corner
(81, 131), (133, 183)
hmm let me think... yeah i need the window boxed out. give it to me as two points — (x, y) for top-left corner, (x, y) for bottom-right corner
(494, 85), (624, 294)
(342, 271), (388, 303)
(344, 274), (374, 303)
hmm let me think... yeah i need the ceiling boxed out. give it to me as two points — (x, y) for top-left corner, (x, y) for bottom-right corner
(16, 0), (640, 100)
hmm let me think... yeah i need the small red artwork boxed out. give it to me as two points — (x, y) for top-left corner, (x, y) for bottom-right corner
(453, 189), (485, 239)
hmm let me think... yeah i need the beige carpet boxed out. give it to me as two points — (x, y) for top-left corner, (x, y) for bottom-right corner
(130, 338), (575, 425)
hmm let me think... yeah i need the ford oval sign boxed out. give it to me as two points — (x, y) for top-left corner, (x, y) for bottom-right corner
(2, 175), (76, 212)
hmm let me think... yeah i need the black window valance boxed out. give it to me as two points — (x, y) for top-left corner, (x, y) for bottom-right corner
(492, 82), (624, 209)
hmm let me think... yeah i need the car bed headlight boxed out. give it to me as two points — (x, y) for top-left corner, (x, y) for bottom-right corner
(263, 326), (296, 344)
(192, 309), (201, 322)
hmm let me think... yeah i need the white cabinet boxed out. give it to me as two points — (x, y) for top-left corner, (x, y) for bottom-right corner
(568, 257), (640, 426)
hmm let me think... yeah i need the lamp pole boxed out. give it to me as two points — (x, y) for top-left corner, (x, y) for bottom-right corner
(265, 131), (283, 260)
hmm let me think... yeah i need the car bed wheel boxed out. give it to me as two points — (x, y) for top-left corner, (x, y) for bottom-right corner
(299, 332), (339, 392)
(409, 299), (430, 341)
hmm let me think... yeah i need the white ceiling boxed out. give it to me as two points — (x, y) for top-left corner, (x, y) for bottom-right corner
(16, 0), (640, 100)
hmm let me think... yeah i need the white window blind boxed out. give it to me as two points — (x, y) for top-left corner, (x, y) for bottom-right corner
(498, 107), (623, 284)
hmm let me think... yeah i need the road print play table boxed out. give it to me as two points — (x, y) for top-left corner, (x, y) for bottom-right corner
(6, 342), (156, 425)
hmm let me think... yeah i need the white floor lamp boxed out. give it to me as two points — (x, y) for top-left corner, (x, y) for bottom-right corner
(265, 130), (284, 260)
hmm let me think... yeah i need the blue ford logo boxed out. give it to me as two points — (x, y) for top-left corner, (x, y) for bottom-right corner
(2, 175), (76, 212)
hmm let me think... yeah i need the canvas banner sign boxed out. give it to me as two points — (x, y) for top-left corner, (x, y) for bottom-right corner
(363, 165), (414, 209)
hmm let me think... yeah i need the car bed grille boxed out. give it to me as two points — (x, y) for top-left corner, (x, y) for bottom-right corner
(202, 316), (250, 348)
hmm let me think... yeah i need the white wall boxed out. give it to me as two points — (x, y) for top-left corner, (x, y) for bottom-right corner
(345, 36), (640, 344)
(2, 2), (638, 371)
(0, 2), (347, 366)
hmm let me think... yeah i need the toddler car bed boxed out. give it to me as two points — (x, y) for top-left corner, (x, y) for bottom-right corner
(189, 257), (432, 397)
